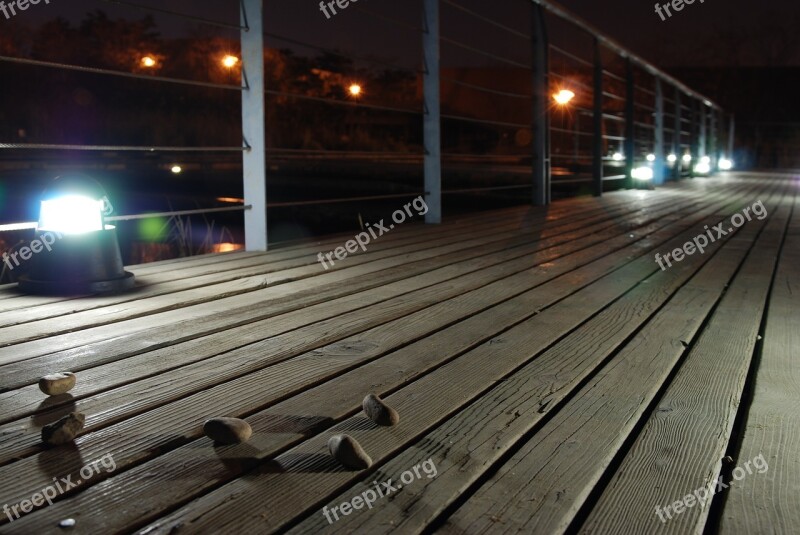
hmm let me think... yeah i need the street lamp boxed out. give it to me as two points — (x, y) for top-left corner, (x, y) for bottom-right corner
(141, 56), (157, 68)
(18, 175), (135, 295)
(222, 55), (239, 68)
(553, 89), (575, 106)
(348, 83), (362, 98)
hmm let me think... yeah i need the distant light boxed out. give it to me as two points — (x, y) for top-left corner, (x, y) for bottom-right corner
(682, 154), (692, 163)
(348, 84), (362, 97)
(701, 155), (711, 164)
(171, 165), (183, 174)
(141, 56), (157, 68)
(632, 166), (654, 181)
(646, 153), (656, 162)
(667, 154), (677, 163)
(694, 162), (711, 174)
(216, 196), (245, 204)
(39, 195), (104, 235)
(212, 243), (244, 253)
(553, 89), (575, 105)
(719, 158), (734, 171)
(612, 152), (624, 161)
(222, 55), (239, 68)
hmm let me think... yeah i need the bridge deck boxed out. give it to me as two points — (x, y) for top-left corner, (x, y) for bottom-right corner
(0, 172), (797, 534)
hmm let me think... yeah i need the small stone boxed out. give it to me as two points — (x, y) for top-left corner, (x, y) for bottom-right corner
(203, 417), (252, 444)
(328, 434), (372, 470)
(58, 518), (76, 529)
(362, 393), (400, 426)
(723, 455), (734, 464)
(42, 412), (85, 445)
(39, 372), (77, 396)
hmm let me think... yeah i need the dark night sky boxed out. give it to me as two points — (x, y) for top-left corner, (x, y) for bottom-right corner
(16, 0), (799, 69)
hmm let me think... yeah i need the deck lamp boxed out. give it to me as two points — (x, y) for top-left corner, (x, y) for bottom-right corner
(18, 175), (135, 295)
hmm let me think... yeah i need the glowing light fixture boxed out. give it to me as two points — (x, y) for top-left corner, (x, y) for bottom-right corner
(222, 55), (239, 68)
(694, 162), (711, 175)
(141, 56), (157, 68)
(553, 89), (575, 105)
(646, 153), (656, 162)
(701, 155), (711, 164)
(719, 158), (733, 171)
(39, 195), (105, 236)
(667, 154), (678, 163)
(348, 83), (362, 97)
(682, 154), (692, 163)
(632, 166), (654, 181)
(171, 165), (183, 174)
(19, 175), (135, 295)
(612, 152), (624, 161)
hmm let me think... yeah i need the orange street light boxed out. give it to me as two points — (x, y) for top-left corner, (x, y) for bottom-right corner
(222, 55), (239, 68)
(348, 83), (362, 97)
(553, 89), (575, 105)
(140, 56), (157, 68)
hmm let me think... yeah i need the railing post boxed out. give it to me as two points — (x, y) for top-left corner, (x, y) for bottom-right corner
(422, 0), (441, 224)
(592, 37), (603, 196)
(728, 114), (736, 161)
(531, 3), (550, 206)
(623, 58), (634, 189)
(710, 107), (718, 172)
(241, 0), (267, 251)
(689, 98), (699, 177)
(653, 77), (665, 185)
(673, 87), (682, 180)
(699, 102), (707, 161)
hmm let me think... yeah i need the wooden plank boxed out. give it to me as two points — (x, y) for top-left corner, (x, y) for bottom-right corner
(0, 194), (663, 330)
(0, 185), (758, 530)
(3, 200), (750, 534)
(578, 192), (793, 534)
(434, 190), (787, 533)
(128, 199), (778, 535)
(0, 193), (638, 315)
(0, 186), (706, 381)
(283, 195), (778, 535)
(0, 194), (725, 465)
(0, 182), (751, 410)
(717, 197), (800, 534)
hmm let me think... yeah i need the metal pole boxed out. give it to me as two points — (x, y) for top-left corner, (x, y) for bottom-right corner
(241, 0), (267, 251)
(699, 102), (707, 161)
(531, 3), (550, 206)
(592, 37), (603, 196)
(624, 58), (634, 189)
(728, 114), (735, 160)
(654, 77), (665, 186)
(690, 99), (699, 177)
(710, 107), (718, 172)
(673, 87), (681, 180)
(422, 0), (442, 224)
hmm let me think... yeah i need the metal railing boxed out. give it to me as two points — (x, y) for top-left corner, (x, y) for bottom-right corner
(0, 0), (730, 252)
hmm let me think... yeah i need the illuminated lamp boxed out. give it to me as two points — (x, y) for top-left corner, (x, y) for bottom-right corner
(18, 175), (135, 295)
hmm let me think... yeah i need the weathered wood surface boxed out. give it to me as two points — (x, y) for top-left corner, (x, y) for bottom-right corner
(0, 174), (792, 535)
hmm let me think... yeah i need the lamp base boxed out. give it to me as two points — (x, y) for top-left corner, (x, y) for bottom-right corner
(17, 228), (136, 296)
(19, 271), (135, 296)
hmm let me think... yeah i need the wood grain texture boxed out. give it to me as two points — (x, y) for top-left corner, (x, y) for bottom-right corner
(719, 197), (800, 533)
(579, 192), (793, 534)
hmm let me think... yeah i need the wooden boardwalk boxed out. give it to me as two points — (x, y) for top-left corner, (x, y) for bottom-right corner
(0, 172), (797, 534)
